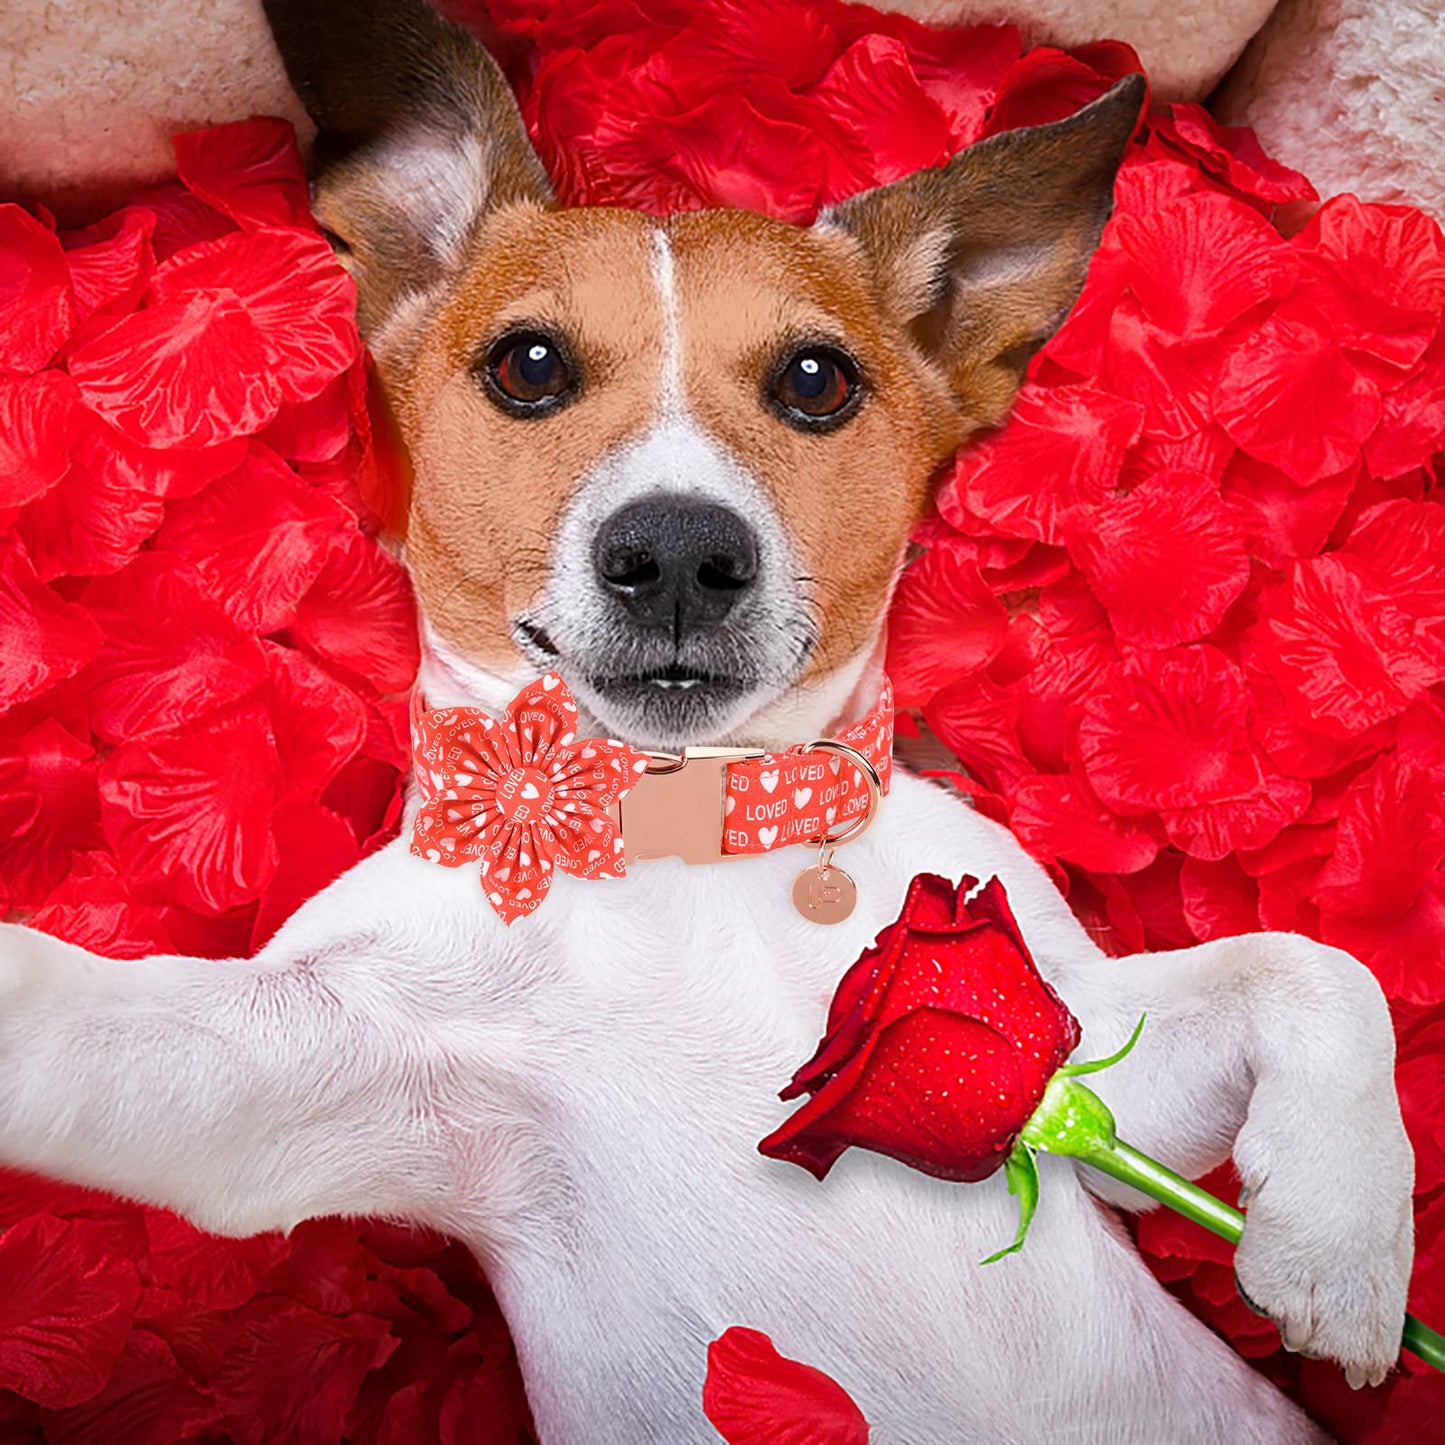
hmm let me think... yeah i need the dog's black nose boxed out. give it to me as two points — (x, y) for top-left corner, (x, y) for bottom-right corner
(594, 496), (759, 635)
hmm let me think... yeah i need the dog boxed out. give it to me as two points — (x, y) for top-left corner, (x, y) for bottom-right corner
(0, 1), (1415, 1440)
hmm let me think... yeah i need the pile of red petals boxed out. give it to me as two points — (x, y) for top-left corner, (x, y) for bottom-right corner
(0, 120), (531, 1443)
(2, 0), (1443, 1439)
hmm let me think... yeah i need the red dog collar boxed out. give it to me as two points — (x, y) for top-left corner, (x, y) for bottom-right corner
(619, 683), (893, 864)
(410, 673), (893, 926)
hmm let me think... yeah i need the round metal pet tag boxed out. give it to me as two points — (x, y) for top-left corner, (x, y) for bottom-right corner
(792, 864), (857, 925)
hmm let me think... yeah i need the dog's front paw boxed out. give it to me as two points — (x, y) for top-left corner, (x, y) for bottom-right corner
(1233, 1107), (1414, 1388)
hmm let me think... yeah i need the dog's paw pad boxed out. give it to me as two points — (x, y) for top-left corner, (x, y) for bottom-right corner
(1233, 1195), (1409, 1389)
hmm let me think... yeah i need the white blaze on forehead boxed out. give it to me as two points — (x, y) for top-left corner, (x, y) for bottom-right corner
(649, 227), (684, 417)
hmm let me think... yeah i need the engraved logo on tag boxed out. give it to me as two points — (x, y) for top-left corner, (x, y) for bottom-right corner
(792, 865), (857, 925)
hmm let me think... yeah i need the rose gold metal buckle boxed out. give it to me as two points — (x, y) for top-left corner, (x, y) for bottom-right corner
(803, 738), (884, 849)
(618, 746), (765, 866)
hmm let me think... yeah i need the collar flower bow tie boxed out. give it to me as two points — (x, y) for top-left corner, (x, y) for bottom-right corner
(410, 673), (651, 925)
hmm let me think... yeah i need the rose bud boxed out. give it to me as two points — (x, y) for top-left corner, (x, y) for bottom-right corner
(759, 874), (1080, 1183)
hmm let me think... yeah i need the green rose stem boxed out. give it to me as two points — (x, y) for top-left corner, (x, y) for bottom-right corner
(987, 1016), (1445, 1375)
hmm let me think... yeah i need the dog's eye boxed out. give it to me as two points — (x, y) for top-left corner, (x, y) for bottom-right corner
(483, 332), (574, 414)
(771, 349), (859, 428)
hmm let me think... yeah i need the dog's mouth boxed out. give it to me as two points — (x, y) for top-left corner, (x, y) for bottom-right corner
(514, 616), (780, 748)
(590, 665), (743, 696)
(577, 668), (756, 750)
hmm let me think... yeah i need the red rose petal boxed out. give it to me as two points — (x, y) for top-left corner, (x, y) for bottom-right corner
(1242, 647), (1393, 780)
(1079, 648), (1256, 813)
(807, 36), (952, 184)
(1008, 772), (1161, 874)
(884, 545), (1007, 708)
(1321, 873), (1445, 1006)
(251, 798), (362, 950)
(1149, 103), (1317, 206)
(141, 1212), (286, 1312)
(39, 1327), (215, 1445)
(99, 426), (248, 502)
(1254, 555), (1445, 738)
(1180, 854), (1261, 941)
(0, 1214), (140, 1409)
(154, 444), (349, 632)
(0, 204), (75, 371)
(1398, 1021), (1445, 1195)
(1159, 771), (1313, 861)
(878, 21), (1018, 143)
(1078, 648), (1309, 858)
(1214, 301), (1382, 485)
(149, 231), (362, 404)
(923, 674), (1030, 796)
(703, 1327), (870, 1445)
(260, 372), (356, 464)
(1065, 468), (1249, 649)
(61, 207), (157, 324)
(1097, 303), (1219, 443)
(983, 46), (1115, 135)
(0, 371), (79, 508)
(174, 118), (316, 234)
(68, 292), (280, 449)
(261, 642), (369, 798)
(1296, 195), (1445, 372)
(1365, 333), (1445, 477)
(287, 530), (420, 694)
(18, 418), (171, 580)
(80, 555), (269, 744)
(325, 761), (404, 858)
(1314, 754), (1445, 924)
(938, 383), (1143, 543)
(1115, 192), (1297, 341)
(28, 851), (178, 961)
(630, 91), (836, 220)
(0, 711), (102, 909)
(208, 1297), (395, 1445)
(1220, 453), (1356, 570)
(125, 180), (239, 261)
(1040, 238), (1129, 378)
(674, 0), (842, 95)
(1340, 498), (1445, 623)
(0, 535), (103, 710)
(99, 698), (281, 914)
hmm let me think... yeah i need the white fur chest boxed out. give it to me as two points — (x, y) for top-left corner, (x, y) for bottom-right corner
(288, 773), (1314, 1444)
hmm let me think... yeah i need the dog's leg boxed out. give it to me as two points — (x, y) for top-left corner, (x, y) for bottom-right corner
(1055, 933), (1413, 1386)
(0, 856), (450, 1237)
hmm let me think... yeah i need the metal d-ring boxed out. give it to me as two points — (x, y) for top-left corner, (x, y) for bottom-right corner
(804, 739), (884, 851)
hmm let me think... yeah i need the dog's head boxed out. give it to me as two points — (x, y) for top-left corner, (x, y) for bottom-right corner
(265, 0), (1141, 750)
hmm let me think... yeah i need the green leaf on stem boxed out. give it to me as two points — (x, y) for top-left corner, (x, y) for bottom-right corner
(1019, 1015), (1147, 1159)
(980, 1140), (1040, 1265)
(1056, 1013), (1147, 1078)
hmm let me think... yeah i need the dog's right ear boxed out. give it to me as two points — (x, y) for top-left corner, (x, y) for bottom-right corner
(262, 0), (552, 334)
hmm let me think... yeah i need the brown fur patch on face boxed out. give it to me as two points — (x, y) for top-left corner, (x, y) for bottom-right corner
(386, 201), (973, 692)
(387, 205), (665, 671)
(667, 209), (967, 682)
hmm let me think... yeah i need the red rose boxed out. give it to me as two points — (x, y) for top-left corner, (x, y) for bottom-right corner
(759, 874), (1080, 1182)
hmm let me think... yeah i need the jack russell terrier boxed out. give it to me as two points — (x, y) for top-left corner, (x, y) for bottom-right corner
(0, 1), (1414, 1440)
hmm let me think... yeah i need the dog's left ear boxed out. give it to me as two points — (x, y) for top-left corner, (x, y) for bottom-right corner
(819, 75), (1144, 429)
